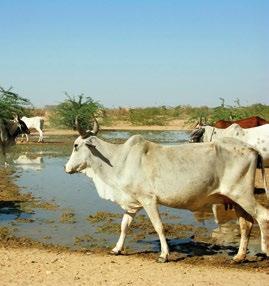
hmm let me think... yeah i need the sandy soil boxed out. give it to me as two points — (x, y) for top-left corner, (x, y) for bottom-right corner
(0, 247), (268, 286)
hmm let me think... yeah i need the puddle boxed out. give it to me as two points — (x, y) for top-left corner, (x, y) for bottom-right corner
(0, 130), (266, 257)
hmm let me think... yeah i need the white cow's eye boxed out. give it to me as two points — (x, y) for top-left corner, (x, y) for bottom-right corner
(74, 144), (78, 151)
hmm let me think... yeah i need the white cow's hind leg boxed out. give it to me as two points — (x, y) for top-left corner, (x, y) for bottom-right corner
(225, 193), (269, 259)
(212, 204), (219, 225)
(233, 205), (253, 262)
(256, 206), (269, 256)
(37, 129), (43, 142)
(142, 200), (169, 263)
(111, 211), (137, 255)
(25, 133), (29, 142)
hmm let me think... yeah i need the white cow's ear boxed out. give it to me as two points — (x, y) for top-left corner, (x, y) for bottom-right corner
(85, 138), (96, 149)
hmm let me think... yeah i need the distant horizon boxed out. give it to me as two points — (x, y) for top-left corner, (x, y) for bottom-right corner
(1, 1), (268, 108)
(37, 97), (269, 109)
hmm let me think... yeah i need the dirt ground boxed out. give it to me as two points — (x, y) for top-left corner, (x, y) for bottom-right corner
(0, 246), (268, 286)
(1, 125), (269, 285)
(43, 119), (193, 135)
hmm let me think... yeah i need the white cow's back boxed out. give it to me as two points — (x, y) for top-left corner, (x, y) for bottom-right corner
(21, 116), (44, 130)
(204, 124), (269, 166)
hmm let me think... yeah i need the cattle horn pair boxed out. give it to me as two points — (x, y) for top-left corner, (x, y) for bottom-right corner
(75, 116), (99, 138)
(189, 128), (205, 143)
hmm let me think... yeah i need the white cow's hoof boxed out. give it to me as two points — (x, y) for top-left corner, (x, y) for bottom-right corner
(232, 255), (246, 263)
(156, 257), (168, 263)
(110, 250), (122, 256)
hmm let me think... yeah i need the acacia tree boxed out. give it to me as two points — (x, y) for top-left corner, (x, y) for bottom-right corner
(0, 86), (32, 119)
(50, 92), (103, 130)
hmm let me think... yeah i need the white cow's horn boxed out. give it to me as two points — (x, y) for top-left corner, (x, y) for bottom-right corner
(75, 116), (86, 137)
(91, 117), (99, 135)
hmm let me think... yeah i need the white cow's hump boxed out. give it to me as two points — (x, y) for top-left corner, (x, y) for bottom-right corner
(124, 134), (146, 146)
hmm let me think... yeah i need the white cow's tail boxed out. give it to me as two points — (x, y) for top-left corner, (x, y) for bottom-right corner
(258, 154), (269, 199)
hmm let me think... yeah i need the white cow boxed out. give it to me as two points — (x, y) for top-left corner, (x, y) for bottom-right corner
(190, 124), (269, 227)
(190, 123), (269, 167)
(65, 122), (269, 263)
(21, 116), (44, 142)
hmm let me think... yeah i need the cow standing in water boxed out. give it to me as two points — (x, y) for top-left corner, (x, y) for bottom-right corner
(0, 115), (30, 165)
(21, 116), (44, 142)
(65, 119), (269, 263)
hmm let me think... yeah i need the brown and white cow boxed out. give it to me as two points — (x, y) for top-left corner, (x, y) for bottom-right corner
(215, 116), (268, 129)
(189, 123), (269, 167)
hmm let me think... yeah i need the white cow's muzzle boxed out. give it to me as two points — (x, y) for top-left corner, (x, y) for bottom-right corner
(65, 162), (87, 174)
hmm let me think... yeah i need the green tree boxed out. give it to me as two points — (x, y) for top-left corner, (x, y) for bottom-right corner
(0, 86), (32, 119)
(49, 92), (103, 130)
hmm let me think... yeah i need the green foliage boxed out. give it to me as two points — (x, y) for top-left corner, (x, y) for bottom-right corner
(209, 102), (269, 124)
(186, 98), (269, 125)
(129, 107), (170, 126)
(105, 101), (269, 127)
(0, 86), (32, 119)
(49, 92), (103, 129)
(186, 106), (211, 125)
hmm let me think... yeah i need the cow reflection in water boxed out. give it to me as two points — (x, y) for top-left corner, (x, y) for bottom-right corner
(194, 204), (263, 255)
(194, 206), (238, 243)
(14, 154), (44, 171)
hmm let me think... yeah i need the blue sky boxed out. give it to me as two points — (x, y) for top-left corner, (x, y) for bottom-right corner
(0, 0), (268, 108)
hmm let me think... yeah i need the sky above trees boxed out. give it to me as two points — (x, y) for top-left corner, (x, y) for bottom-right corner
(1, 1), (268, 108)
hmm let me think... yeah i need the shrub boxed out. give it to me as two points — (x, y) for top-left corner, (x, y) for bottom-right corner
(0, 86), (32, 119)
(49, 92), (103, 130)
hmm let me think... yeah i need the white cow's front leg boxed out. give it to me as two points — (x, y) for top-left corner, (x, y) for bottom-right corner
(111, 211), (137, 255)
(142, 200), (169, 263)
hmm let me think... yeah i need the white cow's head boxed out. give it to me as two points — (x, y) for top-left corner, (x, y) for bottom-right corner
(189, 127), (205, 143)
(65, 117), (99, 174)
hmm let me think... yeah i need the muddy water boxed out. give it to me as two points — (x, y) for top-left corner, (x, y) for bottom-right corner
(0, 130), (266, 259)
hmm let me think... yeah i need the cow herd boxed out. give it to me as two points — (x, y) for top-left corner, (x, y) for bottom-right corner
(1, 114), (269, 264)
